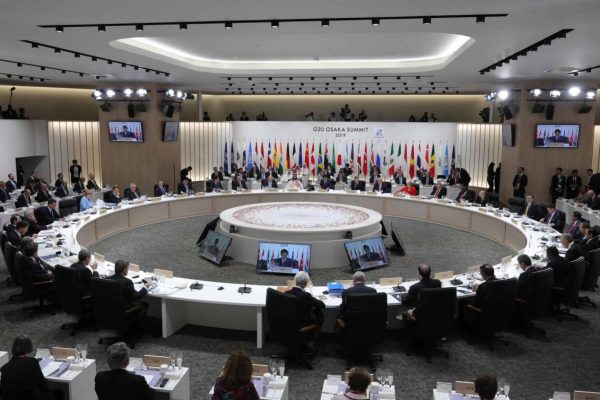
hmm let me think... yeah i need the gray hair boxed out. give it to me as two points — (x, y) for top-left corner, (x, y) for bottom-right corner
(561, 233), (573, 243)
(78, 248), (91, 262)
(294, 271), (310, 288)
(25, 209), (34, 218)
(353, 271), (366, 284)
(106, 342), (130, 370)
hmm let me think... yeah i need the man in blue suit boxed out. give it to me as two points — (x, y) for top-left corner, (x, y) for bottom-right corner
(36, 199), (61, 226)
(542, 203), (564, 231)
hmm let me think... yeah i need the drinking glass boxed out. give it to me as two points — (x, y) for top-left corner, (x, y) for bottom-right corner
(176, 352), (183, 370)
(170, 352), (176, 369)
(278, 360), (285, 379)
(386, 373), (394, 388)
(269, 360), (278, 377)
(375, 369), (384, 385)
(80, 344), (88, 363)
(504, 383), (510, 397)
(76, 344), (82, 362)
(497, 378), (506, 395)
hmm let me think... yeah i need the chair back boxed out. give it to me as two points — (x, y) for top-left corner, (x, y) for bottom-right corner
(381, 182), (392, 194)
(3, 241), (19, 285)
(265, 288), (305, 349)
(485, 192), (499, 207)
(0, 384), (37, 400)
(556, 210), (566, 233)
(508, 197), (525, 214)
(414, 287), (457, 340)
(562, 257), (586, 306)
(478, 278), (517, 336)
(581, 248), (600, 291)
(54, 265), (85, 314)
(90, 278), (128, 332)
(15, 252), (38, 298)
(522, 269), (554, 318)
(58, 198), (78, 216)
(0, 230), (7, 253)
(344, 292), (388, 350)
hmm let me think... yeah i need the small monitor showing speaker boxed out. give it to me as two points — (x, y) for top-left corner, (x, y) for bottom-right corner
(108, 121), (143, 143)
(197, 230), (232, 266)
(344, 237), (390, 272)
(535, 124), (579, 148)
(163, 121), (179, 142)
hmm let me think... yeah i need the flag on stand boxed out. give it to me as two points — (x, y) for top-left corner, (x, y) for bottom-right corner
(344, 142), (349, 170)
(273, 140), (279, 171)
(324, 141), (329, 169)
(443, 144), (449, 176)
(298, 142), (303, 168)
(409, 143), (415, 178)
(292, 142), (297, 168)
(332, 142), (336, 173)
(286, 143), (291, 170)
(247, 141), (253, 171)
(369, 141), (375, 173)
(403, 143), (408, 172)
(425, 144), (430, 173)
(388, 142), (395, 176)
(260, 141), (265, 168)
(416, 143), (422, 170)
(267, 141), (272, 168)
(310, 141), (316, 176)
(224, 142), (229, 174)
(362, 142), (368, 177)
(382, 144), (388, 176)
(350, 142), (355, 174)
(317, 142), (323, 173)
(429, 144), (436, 177)
(397, 141), (402, 172)
(305, 141), (309, 171)
(451, 145), (456, 170)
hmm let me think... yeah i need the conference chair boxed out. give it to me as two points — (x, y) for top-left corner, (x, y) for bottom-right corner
(405, 287), (456, 363)
(265, 288), (317, 370)
(15, 252), (56, 318)
(556, 210), (567, 233)
(90, 278), (143, 348)
(466, 278), (517, 350)
(413, 183), (420, 195)
(380, 182), (392, 194)
(102, 191), (112, 202)
(342, 292), (388, 368)
(579, 248), (600, 307)
(508, 197), (525, 214)
(485, 192), (500, 207)
(553, 257), (586, 321)
(4, 242), (23, 300)
(0, 230), (7, 254)
(515, 269), (554, 337)
(2, 232), (15, 286)
(54, 265), (91, 336)
(57, 197), (78, 216)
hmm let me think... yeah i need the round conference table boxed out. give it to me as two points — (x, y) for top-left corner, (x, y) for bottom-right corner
(35, 189), (555, 348)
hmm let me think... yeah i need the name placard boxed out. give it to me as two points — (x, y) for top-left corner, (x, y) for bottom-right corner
(252, 364), (269, 377)
(338, 279), (353, 286)
(467, 266), (480, 275)
(154, 268), (174, 278)
(129, 263), (140, 273)
(220, 190), (232, 194)
(149, 197), (161, 202)
(286, 188), (299, 192)
(195, 192), (205, 196)
(266, 188), (279, 192)
(93, 253), (105, 263)
(51, 347), (77, 360)
(436, 382), (452, 393)
(316, 188), (329, 192)
(434, 271), (454, 280)
(366, 191), (377, 195)
(142, 355), (171, 368)
(379, 277), (403, 286)
(574, 391), (600, 400)
(455, 381), (476, 395)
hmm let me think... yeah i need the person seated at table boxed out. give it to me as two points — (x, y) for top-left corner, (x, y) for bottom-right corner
(86, 173), (101, 191)
(286, 271), (325, 354)
(393, 169), (407, 185)
(6, 173), (19, 192)
(108, 260), (149, 304)
(0, 180), (11, 204)
(402, 263), (441, 309)
(15, 188), (33, 208)
(273, 249), (295, 268)
(24, 242), (54, 282)
(73, 177), (86, 193)
(23, 209), (48, 235)
(430, 182), (447, 198)
(80, 190), (95, 211)
(336, 170), (348, 184)
(54, 173), (64, 188)
(350, 176), (365, 191)
(106, 185), (121, 204)
(396, 180), (417, 196)
(524, 194), (545, 220)
(545, 246), (569, 288)
(286, 173), (304, 190)
(586, 189), (600, 210)
(582, 227), (600, 256)
(154, 180), (169, 196)
(473, 190), (488, 205)
(474, 374), (497, 400)
(338, 271), (377, 321)
(516, 254), (538, 297)
(576, 222), (590, 244)
(565, 211), (584, 241)
(26, 171), (41, 192)
(211, 351), (259, 400)
(255, 166), (268, 181)
(54, 180), (69, 198)
(372, 176), (385, 192)
(124, 182), (141, 200)
(210, 166), (223, 182)
(463, 264), (497, 327)
(7, 221), (30, 248)
(560, 233), (584, 262)
(205, 177), (220, 193)
(0, 335), (64, 400)
(231, 174), (248, 191)
(319, 174), (335, 190)
(368, 166), (379, 183)
(34, 183), (52, 203)
(261, 174), (278, 189)
(4, 215), (21, 234)
(332, 367), (371, 400)
(95, 342), (155, 400)
(37, 199), (61, 226)
(70, 249), (99, 293)
(541, 203), (563, 230)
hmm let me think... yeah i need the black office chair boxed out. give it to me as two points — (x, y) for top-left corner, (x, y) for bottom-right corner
(556, 210), (567, 233)
(413, 183), (420, 195)
(90, 278), (142, 348)
(57, 198), (78, 216)
(265, 288), (316, 370)
(15, 252), (56, 318)
(0, 230), (7, 254)
(102, 191), (112, 202)
(466, 278), (517, 350)
(54, 265), (91, 336)
(2, 232), (14, 286)
(579, 248), (600, 307)
(343, 292), (388, 368)
(380, 182), (392, 194)
(515, 269), (554, 337)
(0, 383), (64, 400)
(405, 287), (456, 363)
(485, 192), (500, 207)
(4, 242), (23, 299)
(553, 257), (586, 320)
(508, 197), (525, 214)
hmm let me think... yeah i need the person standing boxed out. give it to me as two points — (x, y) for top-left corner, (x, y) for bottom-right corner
(549, 167), (565, 203)
(69, 159), (82, 185)
(494, 163), (501, 194)
(512, 166), (527, 198)
(566, 169), (582, 199)
(486, 162), (495, 192)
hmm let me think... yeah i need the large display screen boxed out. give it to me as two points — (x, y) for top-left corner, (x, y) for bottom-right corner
(197, 230), (232, 265)
(108, 121), (143, 142)
(344, 237), (390, 271)
(256, 242), (311, 275)
(534, 124), (580, 148)
(163, 121), (179, 142)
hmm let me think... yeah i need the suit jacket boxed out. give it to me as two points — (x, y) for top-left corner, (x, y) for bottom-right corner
(517, 266), (537, 297)
(550, 174), (565, 198)
(393, 174), (407, 185)
(106, 192), (121, 204)
(543, 211), (564, 231)
(107, 274), (148, 304)
(319, 178), (334, 190)
(588, 195), (600, 210)
(6, 179), (18, 192)
(15, 194), (32, 208)
(474, 276), (497, 307)
(54, 185), (69, 198)
(547, 259), (569, 288)
(525, 203), (545, 221)
(23, 216), (46, 235)
(340, 283), (377, 315)
(402, 278), (441, 309)
(583, 236), (600, 256)
(37, 207), (61, 226)
(231, 180), (248, 191)
(0, 187), (9, 203)
(456, 168), (471, 187)
(474, 194), (488, 206)
(350, 180), (365, 191)
(87, 180), (100, 190)
(95, 369), (155, 400)
(35, 190), (52, 203)
(430, 186), (447, 198)
(204, 182), (221, 193)
(261, 179), (278, 189)
(69, 164), (82, 183)
(73, 182), (85, 193)
(286, 286), (325, 325)
(124, 188), (141, 200)
(513, 173), (528, 194)
(25, 256), (52, 282)
(7, 230), (23, 248)
(566, 175), (582, 198)
(70, 261), (99, 292)
(0, 356), (52, 400)
(564, 242), (585, 263)
(154, 185), (168, 196)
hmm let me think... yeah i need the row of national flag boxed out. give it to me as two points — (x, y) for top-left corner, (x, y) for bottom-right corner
(223, 139), (456, 178)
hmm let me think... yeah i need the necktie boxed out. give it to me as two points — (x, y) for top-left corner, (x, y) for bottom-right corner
(435, 187), (440, 197)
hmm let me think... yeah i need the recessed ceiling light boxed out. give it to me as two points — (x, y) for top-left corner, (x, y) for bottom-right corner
(497, 90), (510, 100)
(123, 88), (133, 97)
(55, 26), (64, 33)
(423, 17), (432, 24)
(550, 89), (561, 97)
(321, 19), (330, 27)
(98, 25), (106, 32)
(271, 20), (279, 29)
(585, 90), (596, 100)
(225, 22), (233, 29)
(106, 89), (116, 98)
(476, 16), (485, 23)
(530, 88), (542, 97)
(371, 18), (380, 26)
(179, 23), (187, 31)
(135, 24), (144, 31)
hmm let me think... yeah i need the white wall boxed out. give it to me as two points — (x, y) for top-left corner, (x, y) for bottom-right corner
(0, 120), (49, 181)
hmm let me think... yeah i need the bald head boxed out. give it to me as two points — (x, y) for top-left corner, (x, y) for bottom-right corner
(418, 263), (431, 279)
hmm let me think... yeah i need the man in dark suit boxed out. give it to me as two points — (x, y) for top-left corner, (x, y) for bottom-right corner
(285, 271), (325, 332)
(54, 180), (69, 198)
(516, 254), (537, 297)
(0, 181), (10, 203)
(261, 175), (278, 189)
(35, 183), (52, 203)
(3, 215), (21, 234)
(549, 167), (565, 203)
(273, 249), (295, 268)
(23, 209), (47, 236)
(565, 211), (584, 241)
(95, 342), (155, 400)
(74, 177), (86, 193)
(393, 170), (407, 185)
(7, 221), (29, 248)
(524, 195), (546, 220)
(154, 180), (168, 196)
(319, 175), (335, 190)
(69, 159), (82, 184)
(463, 264), (497, 327)
(15, 188), (33, 208)
(204, 178), (220, 193)
(350, 176), (365, 191)
(542, 204), (564, 231)
(231, 174), (248, 191)
(6, 173), (19, 192)
(566, 169), (582, 199)
(339, 271), (377, 315)
(582, 227), (600, 257)
(359, 245), (382, 262)
(108, 260), (150, 308)
(512, 166), (528, 198)
(210, 166), (221, 182)
(454, 168), (471, 188)
(587, 190), (600, 210)
(430, 182), (447, 198)
(26, 171), (41, 192)
(372, 176), (385, 192)
(124, 183), (141, 200)
(70, 249), (99, 292)
(402, 264), (442, 309)
(180, 166), (192, 182)
(106, 185), (121, 204)
(36, 199), (61, 226)
(561, 233), (585, 262)
(86, 173), (101, 190)
(23, 242), (54, 282)
(546, 246), (569, 288)
(336, 170), (348, 184)
(256, 167), (268, 181)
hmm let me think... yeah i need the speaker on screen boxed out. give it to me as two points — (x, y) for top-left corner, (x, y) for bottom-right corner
(196, 217), (220, 245)
(127, 103), (136, 118)
(546, 104), (555, 120)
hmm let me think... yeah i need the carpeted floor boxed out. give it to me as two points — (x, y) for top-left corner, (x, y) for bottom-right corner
(0, 215), (599, 400)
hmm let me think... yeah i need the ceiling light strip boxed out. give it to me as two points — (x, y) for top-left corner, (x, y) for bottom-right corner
(0, 57), (87, 76)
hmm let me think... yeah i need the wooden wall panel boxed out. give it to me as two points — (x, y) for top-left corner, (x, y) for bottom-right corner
(180, 122), (233, 182)
(456, 123), (502, 189)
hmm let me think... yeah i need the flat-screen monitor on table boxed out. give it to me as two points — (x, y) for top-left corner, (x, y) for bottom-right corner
(256, 242), (311, 275)
(197, 230), (232, 265)
(344, 237), (390, 271)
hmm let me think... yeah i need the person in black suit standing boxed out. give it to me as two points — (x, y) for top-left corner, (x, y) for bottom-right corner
(350, 176), (365, 191)
(566, 169), (582, 199)
(430, 182), (447, 198)
(6, 173), (19, 192)
(549, 167), (565, 203)
(285, 271), (325, 353)
(15, 188), (33, 208)
(542, 203), (564, 231)
(95, 342), (155, 400)
(7, 221), (30, 248)
(402, 264), (442, 309)
(0, 335), (64, 400)
(37, 199), (61, 226)
(560, 233), (585, 262)
(106, 185), (121, 204)
(69, 160), (81, 185)
(231, 174), (247, 191)
(54, 180), (69, 198)
(486, 162), (495, 192)
(494, 163), (501, 194)
(512, 166), (527, 198)
(154, 180), (168, 196)
(26, 171), (41, 193)
(516, 254), (537, 297)
(73, 177), (86, 194)
(545, 246), (569, 288)
(35, 183), (52, 203)
(261, 175), (278, 189)
(70, 249), (99, 293)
